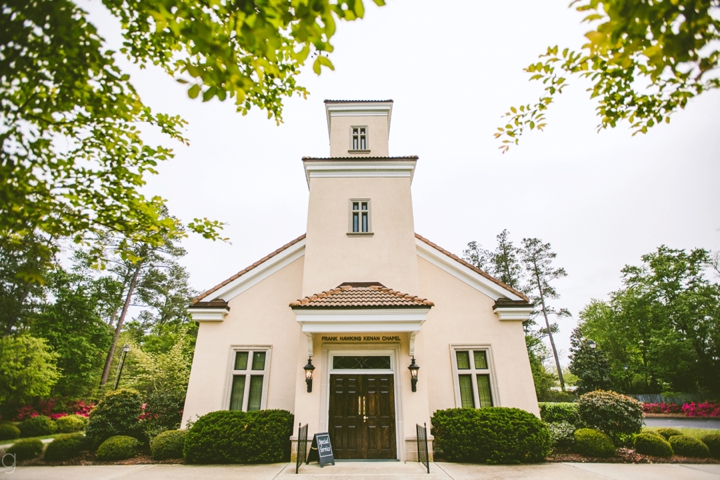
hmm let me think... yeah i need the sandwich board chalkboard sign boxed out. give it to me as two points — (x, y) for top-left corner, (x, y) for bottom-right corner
(306, 432), (335, 467)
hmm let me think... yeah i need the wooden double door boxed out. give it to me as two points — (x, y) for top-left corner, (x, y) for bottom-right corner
(328, 374), (397, 459)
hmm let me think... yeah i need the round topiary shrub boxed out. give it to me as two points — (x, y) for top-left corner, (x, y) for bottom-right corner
(6, 438), (44, 461)
(700, 433), (720, 459)
(634, 432), (673, 457)
(56, 415), (88, 433)
(150, 429), (187, 459)
(669, 435), (710, 458)
(96, 435), (141, 461)
(0, 423), (20, 440)
(574, 428), (615, 458)
(546, 421), (576, 449)
(86, 389), (144, 449)
(655, 427), (683, 440)
(184, 410), (294, 464)
(43, 433), (88, 461)
(539, 403), (580, 426)
(431, 407), (551, 464)
(577, 390), (643, 443)
(19, 415), (57, 437)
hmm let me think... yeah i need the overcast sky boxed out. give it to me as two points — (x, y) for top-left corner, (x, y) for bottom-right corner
(83, 0), (720, 367)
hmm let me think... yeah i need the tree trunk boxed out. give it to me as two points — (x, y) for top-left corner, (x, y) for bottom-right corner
(534, 266), (565, 391)
(99, 264), (141, 390)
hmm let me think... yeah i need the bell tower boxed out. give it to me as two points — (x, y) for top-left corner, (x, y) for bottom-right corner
(325, 100), (393, 157)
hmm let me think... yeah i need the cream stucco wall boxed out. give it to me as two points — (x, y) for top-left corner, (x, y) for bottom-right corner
(301, 175), (419, 297)
(416, 256), (540, 417)
(181, 256), (305, 428)
(329, 114), (390, 157)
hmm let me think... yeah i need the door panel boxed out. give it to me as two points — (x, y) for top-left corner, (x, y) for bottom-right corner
(329, 374), (396, 459)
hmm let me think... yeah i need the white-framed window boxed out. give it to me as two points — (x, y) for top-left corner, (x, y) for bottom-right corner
(228, 348), (270, 411)
(451, 347), (495, 408)
(351, 126), (368, 150)
(349, 199), (371, 233)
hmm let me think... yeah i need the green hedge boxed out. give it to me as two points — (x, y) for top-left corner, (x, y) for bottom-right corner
(0, 423), (20, 440)
(700, 433), (720, 459)
(6, 438), (44, 461)
(655, 427), (682, 440)
(19, 415), (56, 437)
(546, 421), (575, 449)
(56, 415), (88, 433)
(96, 435), (141, 461)
(669, 435), (710, 458)
(151, 430), (187, 460)
(431, 407), (551, 464)
(44, 433), (88, 461)
(573, 428), (615, 458)
(634, 433), (673, 457)
(184, 410), (293, 464)
(538, 403), (579, 425)
(577, 391), (643, 444)
(86, 389), (144, 449)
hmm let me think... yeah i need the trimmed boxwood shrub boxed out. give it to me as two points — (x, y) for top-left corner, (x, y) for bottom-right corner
(634, 432), (673, 457)
(0, 423), (20, 440)
(184, 410), (293, 464)
(574, 428), (615, 458)
(151, 429), (187, 459)
(700, 433), (720, 459)
(577, 390), (643, 443)
(86, 389), (144, 449)
(19, 415), (57, 437)
(6, 438), (44, 461)
(546, 421), (575, 449)
(669, 435), (710, 458)
(44, 433), (88, 461)
(96, 435), (141, 461)
(539, 403), (579, 426)
(431, 407), (551, 464)
(56, 415), (88, 433)
(655, 427), (683, 440)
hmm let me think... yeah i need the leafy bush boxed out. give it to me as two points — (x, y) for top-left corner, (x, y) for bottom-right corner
(184, 410), (293, 464)
(655, 427), (683, 440)
(140, 390), (185, 441)
(19, 415), (57, 437)
(56, 414), (87, 433)
(151, 429), (187, 459)
(634, 433), (673, 457)
(431, 407), (551, 464)
(546, 421), (575, 449)
(577, 390), (643, 443)
(0, 423), (20, 440)
(96, 435), (141, 461)
(668, 435), (710, 458)
(86, 389), (143, 449)
(573, 428), (615, 458)
(538, 390), (577, 402)
(700, 433), (720, 459)
(538, 403), (579, 425)
(43, 433), (87, 461)
(6, 438), (44, 461)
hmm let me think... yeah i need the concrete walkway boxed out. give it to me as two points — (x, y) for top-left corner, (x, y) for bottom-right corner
(4, 462), (720, 479)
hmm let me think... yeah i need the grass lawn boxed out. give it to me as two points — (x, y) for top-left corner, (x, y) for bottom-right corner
(643, 426), (719, 440)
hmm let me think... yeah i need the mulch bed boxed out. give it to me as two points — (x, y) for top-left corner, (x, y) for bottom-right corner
(18, 451), (185, 467)
(644, 413), (689, 418)
(548, 448), (720, 464)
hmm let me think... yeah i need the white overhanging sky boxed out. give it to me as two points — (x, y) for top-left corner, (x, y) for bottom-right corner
(82, 0), (720, 366)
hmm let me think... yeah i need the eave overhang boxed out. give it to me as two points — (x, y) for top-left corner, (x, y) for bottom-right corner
(493, 299), (535, 321)
(292, 307), (431, 333)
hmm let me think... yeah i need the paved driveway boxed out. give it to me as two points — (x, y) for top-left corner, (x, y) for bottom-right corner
(644, 417), (720, 429)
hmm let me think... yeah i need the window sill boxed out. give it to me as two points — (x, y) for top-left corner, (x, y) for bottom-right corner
(348, 149), (371, 154)
(347, 232), (374, 237)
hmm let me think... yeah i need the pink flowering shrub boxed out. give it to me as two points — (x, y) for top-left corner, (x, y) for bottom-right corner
(14, 398), (95, 421)
(642, 402), (682, 414)
(682, 402), (720, 418)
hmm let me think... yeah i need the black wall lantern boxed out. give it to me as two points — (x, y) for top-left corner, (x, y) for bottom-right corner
(408, 357), (419, 392)
(303, 357), (315, 393)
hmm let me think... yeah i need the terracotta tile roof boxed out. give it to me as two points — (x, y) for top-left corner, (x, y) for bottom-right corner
(191, 234), (306, 304)
(190, 299), (229, 309)
(324, 99), (393, 103)
(290, 283), (434, 309)
(302, 156), (418, 161)
(415, 233), (530, 302)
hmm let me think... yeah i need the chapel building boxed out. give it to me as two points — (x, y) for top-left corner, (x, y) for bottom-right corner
(182, 100), (538, 461)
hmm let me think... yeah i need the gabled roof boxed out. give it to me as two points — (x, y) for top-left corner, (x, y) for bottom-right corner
(191, 234), (305, 304)
(290, 283), (434, 309)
